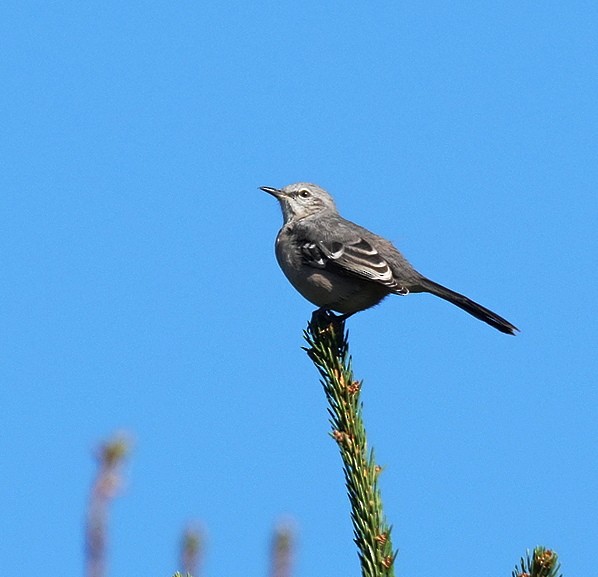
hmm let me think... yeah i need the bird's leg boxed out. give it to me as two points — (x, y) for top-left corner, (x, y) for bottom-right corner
(311, 307), (333, 326)
(310, 307), (351, 334)
(308, 308), (346, 352)
(335, 311), (355, 322)
(311, 307), (340, 324)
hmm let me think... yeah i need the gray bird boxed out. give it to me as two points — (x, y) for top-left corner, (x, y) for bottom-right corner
(261, 182), (518, 335)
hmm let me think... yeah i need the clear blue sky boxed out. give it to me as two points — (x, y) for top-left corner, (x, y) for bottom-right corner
(1, 2), (596, 576)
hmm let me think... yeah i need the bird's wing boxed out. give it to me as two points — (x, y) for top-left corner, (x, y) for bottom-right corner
(301, 237), (408, 294)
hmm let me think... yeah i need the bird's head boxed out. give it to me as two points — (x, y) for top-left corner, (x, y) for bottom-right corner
(260, 182), (337, 223)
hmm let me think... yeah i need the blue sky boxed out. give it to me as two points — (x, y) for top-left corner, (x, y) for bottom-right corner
(1, 2), (597, 576)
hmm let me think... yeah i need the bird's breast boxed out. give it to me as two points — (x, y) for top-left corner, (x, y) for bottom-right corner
(274, 227), (388, 313)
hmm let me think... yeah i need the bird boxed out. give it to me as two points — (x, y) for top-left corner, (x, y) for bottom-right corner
(260, 182), (518, 335)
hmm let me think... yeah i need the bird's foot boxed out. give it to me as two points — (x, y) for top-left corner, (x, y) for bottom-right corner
(310, 308), (352, 332)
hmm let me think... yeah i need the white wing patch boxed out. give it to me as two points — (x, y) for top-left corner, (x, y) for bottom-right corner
(300, 237), (408, 293)
(317, 238), (395, 284)
(301, 242), (327, 268)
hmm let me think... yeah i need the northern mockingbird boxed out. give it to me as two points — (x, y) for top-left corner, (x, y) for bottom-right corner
(261, 182), (518, 335)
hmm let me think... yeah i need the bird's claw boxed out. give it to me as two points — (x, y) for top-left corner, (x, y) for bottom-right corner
(310, 307), (353, 331)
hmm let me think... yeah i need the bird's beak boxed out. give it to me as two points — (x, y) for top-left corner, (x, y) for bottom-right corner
(259, 186), (286, 199)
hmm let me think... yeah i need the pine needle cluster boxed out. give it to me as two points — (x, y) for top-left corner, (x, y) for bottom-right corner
(304, 313), (397, 577)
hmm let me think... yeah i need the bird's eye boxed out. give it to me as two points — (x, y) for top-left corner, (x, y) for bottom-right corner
(299, 189), (311, 198)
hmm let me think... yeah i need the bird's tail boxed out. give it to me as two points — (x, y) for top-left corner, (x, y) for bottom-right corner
(417, 278), (519, 335)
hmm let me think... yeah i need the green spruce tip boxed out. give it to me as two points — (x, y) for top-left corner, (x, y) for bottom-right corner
(512, 547), (561, 577)
(304, 311), (397, 577)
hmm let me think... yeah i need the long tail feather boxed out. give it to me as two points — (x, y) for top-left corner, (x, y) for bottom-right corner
(418, 278), (519, 335)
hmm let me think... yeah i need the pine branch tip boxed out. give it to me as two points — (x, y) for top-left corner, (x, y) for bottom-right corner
(303, 314), (397, 577)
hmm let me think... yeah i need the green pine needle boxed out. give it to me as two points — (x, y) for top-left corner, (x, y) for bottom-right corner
(304, 312), (397, 577)
(303, 312), (561, 577)
(512, 547), (562, 577)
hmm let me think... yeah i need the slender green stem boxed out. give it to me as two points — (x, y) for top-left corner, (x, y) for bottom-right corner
(304, 312), (397, 577)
